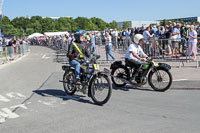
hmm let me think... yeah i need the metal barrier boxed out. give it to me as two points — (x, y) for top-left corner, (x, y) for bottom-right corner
(107, 36), (200, 67)
(35, 36), (200, 67)
(0, 44), (30, 64)
(143, 38), (186, 59)
(141, 37), (200, 67)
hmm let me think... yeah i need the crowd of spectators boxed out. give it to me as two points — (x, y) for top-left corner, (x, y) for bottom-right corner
(138, 21), (200, 60)
(1, 21), (199, 61)
(0, 37), (29, 58)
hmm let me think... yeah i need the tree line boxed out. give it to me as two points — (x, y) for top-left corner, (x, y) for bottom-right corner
(160, 19), (200, 26)
(0, 16), (130, 38)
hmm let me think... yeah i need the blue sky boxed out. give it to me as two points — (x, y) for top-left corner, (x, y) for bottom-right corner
(2, 0), (200, 22)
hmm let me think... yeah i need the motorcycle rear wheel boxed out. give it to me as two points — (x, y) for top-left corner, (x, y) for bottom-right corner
(63, 70), (76, 95)
(111, 66), (129, 87)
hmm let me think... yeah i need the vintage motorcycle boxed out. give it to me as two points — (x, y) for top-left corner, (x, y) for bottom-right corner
(110, 59), (173, 92)
(60, 56), (112, 105)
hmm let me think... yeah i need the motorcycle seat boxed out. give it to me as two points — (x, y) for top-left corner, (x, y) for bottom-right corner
(125, 62), (134, 68)
(62, 65), (75, 71)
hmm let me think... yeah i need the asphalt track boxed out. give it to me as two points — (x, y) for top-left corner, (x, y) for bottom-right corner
(0, 46), (200, 133)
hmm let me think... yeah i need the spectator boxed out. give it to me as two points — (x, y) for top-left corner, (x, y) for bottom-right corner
(134, 27), (139, 34)
(89, 33), (96, 56)
(187, 25), (198, 60)
(143, 26), (154, 56)
(180, 23), (188, 55)
(104, 32), (115, 62)
(125, 30), (130, 49)
(164, 21), (173, 56)
(143, 26), (154, 41)
(5, 38), (10, 46)
(155, 26), (164, 37)
(0, 38), (2, 55)
(160, 26), (165, 34)
(7, 38), (16, 58)
(171, 23), (181, 58)
(112, 29), (118, 50)
(138, 26), (145, 35)
(156, 26), (165, 54)
(150, 25), (157, 35)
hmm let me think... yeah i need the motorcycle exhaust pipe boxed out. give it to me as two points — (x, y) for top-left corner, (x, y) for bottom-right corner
(110, 75), (129, 84)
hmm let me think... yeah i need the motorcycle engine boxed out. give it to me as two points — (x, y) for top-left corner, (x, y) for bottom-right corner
(136, 76), (147, 85)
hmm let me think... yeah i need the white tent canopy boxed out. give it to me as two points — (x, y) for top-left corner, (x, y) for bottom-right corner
(28, 33), (44, 38)
(44, 31), (69, 37)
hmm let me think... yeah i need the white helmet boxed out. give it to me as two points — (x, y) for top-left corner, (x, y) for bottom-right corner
(134, 34), (144, 44)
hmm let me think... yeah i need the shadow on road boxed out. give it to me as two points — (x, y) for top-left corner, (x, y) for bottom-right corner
(112, 84), (154, 92)
(33, 89), (95, 105)
(171, 88), (200, 90)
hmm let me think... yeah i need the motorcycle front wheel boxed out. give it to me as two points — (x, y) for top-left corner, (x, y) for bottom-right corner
(90, 74), (112, 105)
(148, 68), (172, 92)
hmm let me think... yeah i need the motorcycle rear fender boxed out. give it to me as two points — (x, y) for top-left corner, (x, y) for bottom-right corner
(62, 65), (72, 71)
(110, 61), (123, 70)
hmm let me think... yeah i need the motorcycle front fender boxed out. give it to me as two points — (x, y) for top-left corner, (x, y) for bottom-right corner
(157, 63), (171, 71)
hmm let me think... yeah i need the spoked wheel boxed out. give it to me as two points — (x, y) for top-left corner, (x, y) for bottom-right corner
(90, 74), (112, 105)
(63, 70), (76, 95)
(111, 66), (129, 87)
(148, 68), (172, 92)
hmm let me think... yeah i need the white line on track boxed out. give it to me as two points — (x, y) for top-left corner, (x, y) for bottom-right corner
(173, 79), (188, 82)
(42, 54), (50, 59)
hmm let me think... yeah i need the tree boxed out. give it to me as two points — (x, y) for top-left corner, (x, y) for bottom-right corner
(108, 20), (118, 29)
(122, 21), (130, 29)
(66, 17), (77, 32)
(41, 17), (55, 32)
(1, 24), (14, 35)
(74, 17), (97, 31)
(26, 28), (34, 36)
(160, 19), (168, 26)
(11, 17), (30, 30)
(30, 21), (42, 33)
(90, 17), (107, 30)
(0, 16), (11, 24)
(57, 17), (73, 32)
(30, 16), (43, 23)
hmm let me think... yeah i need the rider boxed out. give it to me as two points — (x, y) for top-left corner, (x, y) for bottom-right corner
(67, 35), (90, 84)
(125, 34), (149, 80)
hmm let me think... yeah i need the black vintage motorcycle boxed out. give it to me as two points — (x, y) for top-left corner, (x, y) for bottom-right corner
(110, 59), (173, 92)
(60, 56), (112, 105)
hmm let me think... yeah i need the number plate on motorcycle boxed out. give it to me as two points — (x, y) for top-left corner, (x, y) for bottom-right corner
(152, 61), (159, 67)
(94, 64), (100, 70)
(81, 65), (87, 70)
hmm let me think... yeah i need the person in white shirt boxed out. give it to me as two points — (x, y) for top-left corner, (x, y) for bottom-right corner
(105, 32), (115, 62)
(5, 38), (10, 46)
(187, 25), (198, 60)
(125, 34), (148, 78)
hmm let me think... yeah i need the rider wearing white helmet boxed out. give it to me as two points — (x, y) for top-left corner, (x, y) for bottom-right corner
(125, 34), (149, 78)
